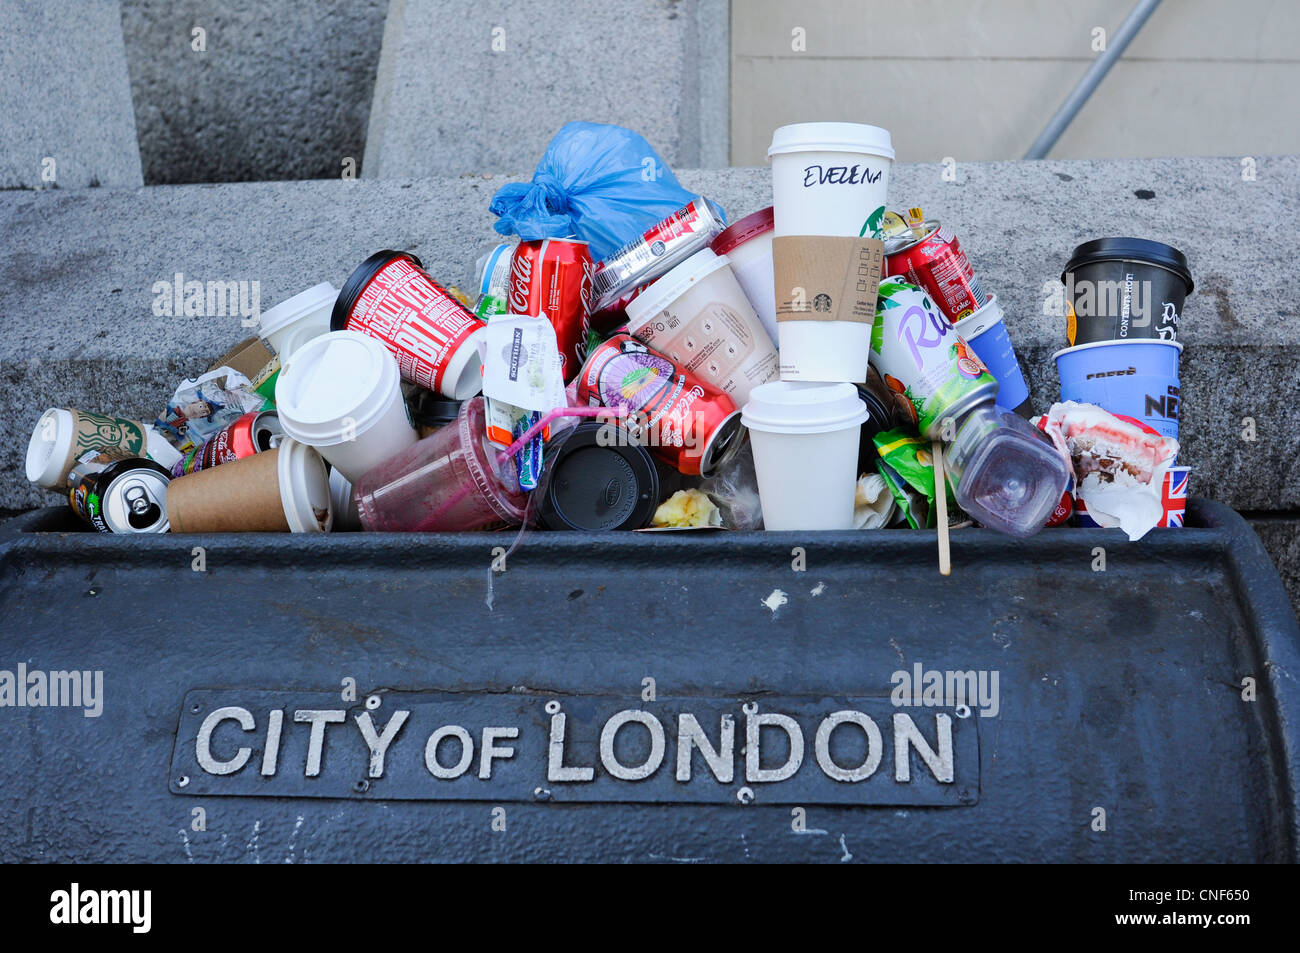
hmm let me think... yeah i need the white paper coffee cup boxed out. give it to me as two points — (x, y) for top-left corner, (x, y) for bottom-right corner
(258, 282), (338, 360)
(741, 380), (867, 530)
(625, 249), (779, 408)
(274, 330), (417, 483)
(769, 122), (894, 239)
(769, 123), (893, 384)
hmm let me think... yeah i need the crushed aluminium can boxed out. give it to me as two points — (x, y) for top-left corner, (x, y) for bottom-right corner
(884, 220), (990, 322)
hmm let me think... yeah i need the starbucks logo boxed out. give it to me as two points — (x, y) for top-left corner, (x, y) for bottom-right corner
(813, 293), (832, 313)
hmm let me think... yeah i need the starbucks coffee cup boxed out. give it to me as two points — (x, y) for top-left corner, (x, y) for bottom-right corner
(274, 330), (418, 483)
(768, 123), (894, 383)
(741, 380), (868, 531)
(26, 407), (180, 490)
(769, 122), (895, 238)
(258, 282), (338, 360)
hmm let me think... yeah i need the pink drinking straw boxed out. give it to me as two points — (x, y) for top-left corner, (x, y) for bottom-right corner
(422, 405), (626, 529)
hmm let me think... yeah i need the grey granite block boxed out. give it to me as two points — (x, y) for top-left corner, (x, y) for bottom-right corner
(119, 0), (388, 184)
(363, 0), (725, 178)
(0, 0), (143, 189)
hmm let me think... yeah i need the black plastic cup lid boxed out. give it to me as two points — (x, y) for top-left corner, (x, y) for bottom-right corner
(539, 422), (659, 531)
(410, 392), (463, 428)
(331, 250), (424, 331)
(1062, 237), (1193, 294)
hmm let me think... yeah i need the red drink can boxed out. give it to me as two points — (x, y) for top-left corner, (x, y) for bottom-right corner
(575, 333), (744, 477)
(507, 238), (593, 382)
(332, 251), (486, 399)
(172, 410), (282, 477)
(884, 221), (989, 322)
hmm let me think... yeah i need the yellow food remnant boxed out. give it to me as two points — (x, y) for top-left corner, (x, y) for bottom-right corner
(651, 488), (719, 528)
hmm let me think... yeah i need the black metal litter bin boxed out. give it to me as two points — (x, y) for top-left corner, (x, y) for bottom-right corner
(0, 498), (1296, 862)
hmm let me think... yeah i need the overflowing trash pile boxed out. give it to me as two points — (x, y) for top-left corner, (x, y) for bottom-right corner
(23, 121), (1194, 560)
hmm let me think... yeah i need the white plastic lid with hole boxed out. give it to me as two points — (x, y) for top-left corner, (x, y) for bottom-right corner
(952, 293), (1006, 341)
(624, 248), (734, 327)
(767, 122), (895, 160)
(274, 330), (400, 445)
(277, 438), (333, 533)
(741, 381), (868, 435)
(25, 408), (73, 486)
(258, 282), (338, 338)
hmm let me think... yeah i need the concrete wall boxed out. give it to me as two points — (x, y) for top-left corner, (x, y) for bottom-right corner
(120, 0), (388, 184)
(731, 0), (1300, 164)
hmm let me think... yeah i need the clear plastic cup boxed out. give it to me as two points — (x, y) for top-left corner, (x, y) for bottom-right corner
(353, 396), (529, 532)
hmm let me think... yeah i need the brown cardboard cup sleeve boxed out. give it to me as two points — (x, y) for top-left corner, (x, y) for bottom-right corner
(772, 235), (884, 324)
(166, 448), (290, 533)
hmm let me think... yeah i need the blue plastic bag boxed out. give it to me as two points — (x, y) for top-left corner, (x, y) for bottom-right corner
(489, 122), (716, 262)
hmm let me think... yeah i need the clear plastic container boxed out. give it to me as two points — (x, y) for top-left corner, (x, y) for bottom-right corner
(945, 404), (1070, 538)
(353, 397), (529, 532)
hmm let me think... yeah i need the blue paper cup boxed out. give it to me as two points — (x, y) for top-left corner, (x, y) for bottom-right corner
(954, 294), (1031, 416)
(1054, 338), (1182, 440)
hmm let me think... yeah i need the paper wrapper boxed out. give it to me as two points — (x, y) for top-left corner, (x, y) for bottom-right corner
(166, 448), (289, 533)
(853, 472), (896, 529)
(773, 235), (883, 324)
(1043, 401), (1179, 541)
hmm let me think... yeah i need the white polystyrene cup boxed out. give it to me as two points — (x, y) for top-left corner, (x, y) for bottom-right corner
(741, 380), (868, 531)
(274, 330), (417, 483)
(257, 282), (338, 361)
(768, 123), (894, 384)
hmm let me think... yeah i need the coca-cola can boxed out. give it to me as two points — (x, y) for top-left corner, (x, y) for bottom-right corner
(172, 410), (282, 477)
(576, 333), (743, 477)
(884, 221), (989, 322)
(507, 238), (593, 382)
(591, 198), (727, 313)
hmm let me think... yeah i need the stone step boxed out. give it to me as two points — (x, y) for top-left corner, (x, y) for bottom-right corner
(0, 0), (143, 189)
(0, 155), (1294, 523)
(362, 0), (730, 178)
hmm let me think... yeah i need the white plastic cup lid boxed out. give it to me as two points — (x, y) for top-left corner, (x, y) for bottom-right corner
(767, 122), (895, 160)
(275, 330), (401, 446)
(624, 248), (734, 328)
(741, 380), (868, 435)
(277, 438), (333, 532)
(952, 293), (1006, 340)
(25, 408), (73, 486)
(258, 282), (339, 339)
